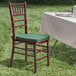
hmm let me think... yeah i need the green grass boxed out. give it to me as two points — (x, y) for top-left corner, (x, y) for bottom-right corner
(0, 3), (76, 76)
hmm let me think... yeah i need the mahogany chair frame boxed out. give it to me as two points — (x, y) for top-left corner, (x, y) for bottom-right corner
(9, 2), (50, 73)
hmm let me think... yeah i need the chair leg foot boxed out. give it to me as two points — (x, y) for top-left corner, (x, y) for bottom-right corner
(10, 47), (15, 67)
(10, 63), (13, 67)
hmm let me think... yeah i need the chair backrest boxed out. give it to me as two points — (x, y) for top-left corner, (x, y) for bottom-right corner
(9, 2), (27, 38)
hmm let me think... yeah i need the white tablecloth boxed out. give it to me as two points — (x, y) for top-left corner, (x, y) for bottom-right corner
(40, 12), (76, 48)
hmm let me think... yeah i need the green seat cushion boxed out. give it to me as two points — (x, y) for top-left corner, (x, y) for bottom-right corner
(16, 34), (50, 43)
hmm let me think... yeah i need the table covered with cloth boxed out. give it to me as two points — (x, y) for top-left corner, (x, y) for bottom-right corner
(40, 12), (76, 48)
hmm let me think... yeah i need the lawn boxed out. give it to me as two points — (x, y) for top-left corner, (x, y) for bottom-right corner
(0, 3), (76, 76)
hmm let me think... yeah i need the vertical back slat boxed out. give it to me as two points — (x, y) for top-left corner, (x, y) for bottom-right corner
(19, 3), (21, 15)
(22, 5), (24, 14)
(16, 3), (19, 15)
(15, 4), (16, 15)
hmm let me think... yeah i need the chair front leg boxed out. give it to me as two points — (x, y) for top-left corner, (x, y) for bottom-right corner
(34, 44), (37, 73)
(25, 43), (27, 62)
(10, 40), (15, 67)
(47, 40), (49, 66)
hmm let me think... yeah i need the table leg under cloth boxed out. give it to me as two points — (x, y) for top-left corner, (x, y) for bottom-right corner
(51, 40), (58, 56)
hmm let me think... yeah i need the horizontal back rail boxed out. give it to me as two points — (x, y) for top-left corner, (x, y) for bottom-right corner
(14, 19), (24, 22)
(15, 25), (25, 28)
(13, 14), (24, 16)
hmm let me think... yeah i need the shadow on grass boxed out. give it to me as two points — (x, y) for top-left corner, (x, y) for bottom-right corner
(52, 42), (76, 66)
(0, 58), (34, 72)
(0, 58), (47, 72)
